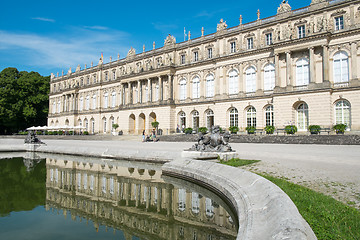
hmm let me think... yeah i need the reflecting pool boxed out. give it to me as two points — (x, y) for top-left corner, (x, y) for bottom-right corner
(0, 156), (237, 240)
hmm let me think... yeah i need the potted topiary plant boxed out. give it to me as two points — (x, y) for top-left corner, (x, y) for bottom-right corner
(333, 123), (347, 134)
(245, 126), (256, 134)
(112, 123), (119, 135)
(184, 127), (193, 134)
(285, 125), (297, 134)
(308, 125), (321, 135)
(228, 126), (239, 134)
(198, 127), (208, 134)
(264, 125), (275, 134)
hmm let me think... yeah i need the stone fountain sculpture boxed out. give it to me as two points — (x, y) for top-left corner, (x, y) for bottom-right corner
(183, 125), (238, 160)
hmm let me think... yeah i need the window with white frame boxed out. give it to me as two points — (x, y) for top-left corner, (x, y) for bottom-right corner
(333, 51), (349, 83)
(246, 106), (256, 127)
(247, 38), (253, 50)
(265, 105), (274, 126)
(229, 108), (238, 127)
(206, 74), (214, 97)
(335, 100), (350, 129)
(57, 101), (61, 113)
(79, 97), (83, 111)
(228, 70), (238, 95)
(298, 25), (305, 39)
(105, 72), (108, 81)
(155, 84), (159, 101)
(208, 48), (213, 59)
(264, 64), (275, 90)
(265, 33), (272, 45)
(205, 198), (214, 218)
(194, 51), (199, 62)
(335, 16), (344, 30)
(104, 93), (108, 108)
(109, 177), (114, 195)
(297, 103), (309, 131)
(192, 76), (200, 99)
(230, 42), (236, 53)
(92, 95), (96, 109)
(111, 92), (116, 108)
(86, 96), (90, 110)
(180, 54), (185, 64)
(192, 192), (200, 214)
(296, 58), (310, 86)
(52, 101), (56, 114)
(245, 67), (256, 93)
(103, 118), (107, 133)
(113, 71), (116, 80)
(192, 111), (199, 129)
(178, 188), (186, 211)
(179, 112), (186, 129)
(179, 79), (187, 100)
(84, 119), (88, 131)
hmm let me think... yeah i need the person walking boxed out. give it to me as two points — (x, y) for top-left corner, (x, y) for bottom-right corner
(142, 130), (146, 142)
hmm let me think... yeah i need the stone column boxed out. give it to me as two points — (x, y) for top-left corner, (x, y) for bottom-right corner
(256, 60), (263, 94)
(159, 76), (163, 101)
(137, 80), (141, 103)
(238, 63), (243, 96)
(286, 51), (292, 87)
(351, 41), (358, 80)
(157, 186), (161, 212)
(309, 47), (316, 87)
(322, 45), (330, 83)
(147, 78), (151, 102)
(168, 74), (173, 101)
(274, 53), (280, 87)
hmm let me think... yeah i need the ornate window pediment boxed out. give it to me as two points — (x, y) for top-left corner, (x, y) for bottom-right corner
(244, 33), (255, 38)
(263, 28), (274, 34)
(331, 9), (346, 17)
(294, 19), (308, 26)
(191, 47), (200, 52)
(227, 37), (237, 42)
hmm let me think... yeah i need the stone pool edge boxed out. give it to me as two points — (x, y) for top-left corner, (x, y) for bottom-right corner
(162, 159), (317, 240)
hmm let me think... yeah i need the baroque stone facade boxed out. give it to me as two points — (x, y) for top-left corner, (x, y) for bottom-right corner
(48, 0), (360, 134)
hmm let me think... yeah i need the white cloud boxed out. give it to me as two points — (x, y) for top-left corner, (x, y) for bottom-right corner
(83, 25), (109, 30)
(32, 17), (55, 23)
(0, 28), (131, 74)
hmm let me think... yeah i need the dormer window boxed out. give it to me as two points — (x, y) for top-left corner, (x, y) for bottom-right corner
(335, 16), (344, 30)
(230, 42), (236, 53)
(298, 25), (305, 39)
(247, 38), (253, 50)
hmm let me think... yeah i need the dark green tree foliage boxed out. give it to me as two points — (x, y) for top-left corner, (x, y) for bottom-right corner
(0, 67), (49, 134)
(0, 158), (46, 216)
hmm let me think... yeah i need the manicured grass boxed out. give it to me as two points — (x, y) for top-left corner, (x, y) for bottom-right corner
(260, 174), (360, 240)
(219, 158), (260, 167)
(219, 160), (360, 240)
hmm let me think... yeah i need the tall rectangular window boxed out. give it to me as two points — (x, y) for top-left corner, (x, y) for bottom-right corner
(335, 16), (344, 30)
(194, 51), (198, 62)
(298, 25), (305, 39)
(247, 38), (253, 50)
(208, 48), (213, 59)
(265, 33), (272, 45)
(180, 55), (185, 64)
(230, 42), (236, 53)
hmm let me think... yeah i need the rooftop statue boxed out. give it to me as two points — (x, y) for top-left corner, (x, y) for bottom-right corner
(127, 47), (136, 57)
(217, 19), (227, 32)
(189, 125), (233, 152)
(277, 0), (291, 14)
(164, 34), (176, 46)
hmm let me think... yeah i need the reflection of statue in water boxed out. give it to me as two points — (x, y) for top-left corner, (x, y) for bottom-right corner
(189, 126), (232, 152)
(24, 131), (44, 144)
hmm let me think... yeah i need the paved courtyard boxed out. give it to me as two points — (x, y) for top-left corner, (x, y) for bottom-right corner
(1, 137), (359, 208)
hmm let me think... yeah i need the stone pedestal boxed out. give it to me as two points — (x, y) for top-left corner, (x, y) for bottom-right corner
(181, 150), (239, 160)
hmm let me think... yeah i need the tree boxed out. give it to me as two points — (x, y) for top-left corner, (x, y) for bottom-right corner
(0, 68), (50, 134)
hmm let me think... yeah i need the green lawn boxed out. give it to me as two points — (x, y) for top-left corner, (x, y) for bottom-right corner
(220, 159), (360, 240)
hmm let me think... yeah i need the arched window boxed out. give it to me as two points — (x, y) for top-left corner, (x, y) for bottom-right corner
(79, 97), (83, 111)
(103, 118), (107, 133)
(229, 108), (238, 127)
(178, 188), (186, 211)
(264, 64), (275, 91)
(296, 58), (309, 86)
(179, 79), (187, 100)
(92, 95), (96, 109)
(228, 70), (238, 95)
(335, 100), (351, 129)
(111, 92), (116, 108)
(297, 103), (309, 131)
(206, 74), (215, 98)
(179, 112), (186, 130)
(206, 110), (214, 129)
(192, 76), (200, 99)
(191, 192), (200, 214)
(84, 119), (88, 131)
(192, 111), (199, 129)
(265, 105), (274, 126)
(333, 51), (349, 83)
(246, 106), (256, 127)
(245, 67), (256, 93)
(91, 119), (95, 134)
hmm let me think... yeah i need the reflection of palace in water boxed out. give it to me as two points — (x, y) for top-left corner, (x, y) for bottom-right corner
(45, 158), (237, 240)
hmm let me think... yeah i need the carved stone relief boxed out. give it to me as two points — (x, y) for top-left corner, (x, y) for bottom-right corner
(216, 19), (227, 32)
(164, 34), (176, 46)
(277, 1), (291, 15)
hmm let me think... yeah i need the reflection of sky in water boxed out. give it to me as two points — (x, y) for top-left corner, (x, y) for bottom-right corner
(0, 206), (126, 240)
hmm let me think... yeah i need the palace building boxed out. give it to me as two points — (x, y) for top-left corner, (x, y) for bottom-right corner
(48, 0), (360, 135)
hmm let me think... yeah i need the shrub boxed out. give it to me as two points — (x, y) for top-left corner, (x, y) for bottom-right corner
(308, 125), (321, 134)
(198, 127), (208, 134)
(58, 130), (64, 135)
(151, 121), (159, 129)
(245, 126), (256, 134)
(228, 126), (239, 134)
(285, 125), (297, 134)
(83, 131), (89, 135)
(184, 127), (193, 134)
(264, 125), (275, 134)
(333, 123), (347, 134)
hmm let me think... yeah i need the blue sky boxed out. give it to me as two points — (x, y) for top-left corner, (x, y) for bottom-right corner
(0, 0), (309, 76)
